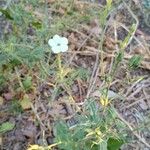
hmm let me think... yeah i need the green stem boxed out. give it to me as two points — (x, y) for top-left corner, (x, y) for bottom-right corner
(57, 53), (63, 81)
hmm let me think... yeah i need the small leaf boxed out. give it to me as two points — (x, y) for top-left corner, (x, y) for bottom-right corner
(20, 94), (32, 110)
(0, 75), (6, 85)
(106, 0), (112, 8)
(107, 138), (124, 150)
(31, 21), (42, 29)
(116, 52), (124, 63)
(0, 8), (13, 20)
(128, 55), (142, 69)
(23, 76), (32, 90)
(0, 122), (15, 133)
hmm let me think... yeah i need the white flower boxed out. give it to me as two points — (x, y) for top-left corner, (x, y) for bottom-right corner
(48, 34), (68, 54)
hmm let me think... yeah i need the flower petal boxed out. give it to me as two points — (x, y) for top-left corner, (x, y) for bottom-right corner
(48, 35), (69, 54)
(53, 34), (61, 44)
(60, 44), (68, 52)
(51, 45), (61, 54)
(48, 39), (56, 47)
(61, 37), (68, 45)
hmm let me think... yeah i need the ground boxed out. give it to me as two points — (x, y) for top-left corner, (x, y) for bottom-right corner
(0, 0), (150, 150)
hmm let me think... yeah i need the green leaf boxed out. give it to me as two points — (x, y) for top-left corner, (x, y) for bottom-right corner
(107, 138), (124, 150)
(32, 21), (42, 29)
(128, 55), (142, 69)
(54, 121), (75, 150)
(116, 52), (124, 63)
(0, 122), (15, 133)
(0, 75), (6, 85)
(9, 100), (23, 115)
(0, 52), (9, 65)
(9, 59), (21, 67)
(0, 8), (13, 20)
(23, 76), (32, 90)
(106, 0), (112, 9)
(99, 141), (107, 150)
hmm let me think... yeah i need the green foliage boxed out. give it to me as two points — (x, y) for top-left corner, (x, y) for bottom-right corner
(115, 52), (124, 63)
(128, 55), (142, 70)
(0, 3), (45, 68)
(9, 100), (23, 115)
(22, 76), (33, 91)
(71, 67), (90, 81)
(0, 1), (145, 149)
(0, 122), (15, 133)
(0, 43), (44, 67)
(111, 52), (124, 77)
(100, 0), (113, 28)
(0, 8), (13, 20)
(0, 74), (6, 86)
(31, 21), (42, 29)
(107, 138), (124, 150)
(110, 24), (137, 77)
(0, 0), (93, 71)
(54, 100), (126, 150)
(65, 67), (90, 86)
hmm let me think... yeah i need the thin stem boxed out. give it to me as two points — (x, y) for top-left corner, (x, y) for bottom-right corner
(57, 53), (61, 71)
(15, 67), (25, 93)
(57, 53), (63, 81)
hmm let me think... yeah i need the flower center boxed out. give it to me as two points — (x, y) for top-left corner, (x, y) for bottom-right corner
(57, 43), (61, 46)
